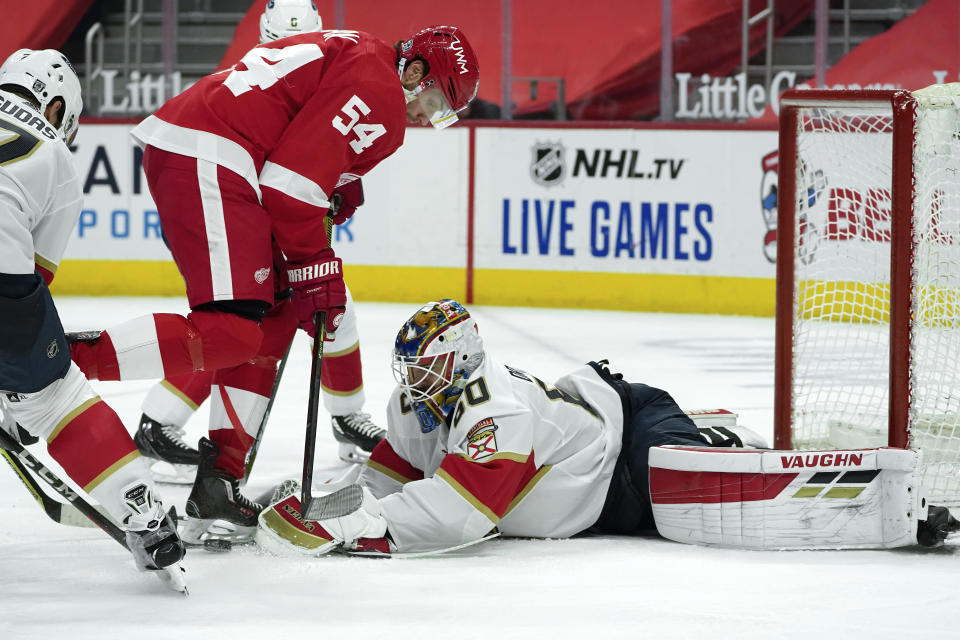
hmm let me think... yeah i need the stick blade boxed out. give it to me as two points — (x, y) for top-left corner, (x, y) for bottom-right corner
(302, 484), (363, 521)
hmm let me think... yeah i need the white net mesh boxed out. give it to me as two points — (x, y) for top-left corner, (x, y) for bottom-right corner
(788, 87), (960, 505)
(908, 87), (960, 503)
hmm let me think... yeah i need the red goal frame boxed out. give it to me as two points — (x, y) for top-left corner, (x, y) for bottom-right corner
(773, 89), (918, 450)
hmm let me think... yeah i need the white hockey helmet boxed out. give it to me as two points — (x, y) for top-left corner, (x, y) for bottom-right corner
(0, 49), (82, 144)
(259, 0), (322, 43)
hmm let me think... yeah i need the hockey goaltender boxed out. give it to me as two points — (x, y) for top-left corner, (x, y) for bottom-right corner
(256, 300), (960, 557)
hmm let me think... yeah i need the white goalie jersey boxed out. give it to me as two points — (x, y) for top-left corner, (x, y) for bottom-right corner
(0, 89), (82, 282)
(358, 355), (625, 553)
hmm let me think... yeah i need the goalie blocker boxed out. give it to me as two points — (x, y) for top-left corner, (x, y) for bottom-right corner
(648, 446), (956, 549)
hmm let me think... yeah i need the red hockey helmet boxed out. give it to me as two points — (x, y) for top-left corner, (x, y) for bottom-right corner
(399, 26), (479, 128)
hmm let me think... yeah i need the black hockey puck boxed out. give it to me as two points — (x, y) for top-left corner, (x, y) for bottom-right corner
(203, 538), (233, 553)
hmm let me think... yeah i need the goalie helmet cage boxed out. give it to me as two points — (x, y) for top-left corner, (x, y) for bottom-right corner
(774, 87), (960, 506)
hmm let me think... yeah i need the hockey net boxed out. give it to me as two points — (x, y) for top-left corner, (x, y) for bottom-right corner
(774, 86), (960, 506)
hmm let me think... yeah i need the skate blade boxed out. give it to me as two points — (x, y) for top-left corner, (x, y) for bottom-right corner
(153, 563), (188, 595)
(337, 443), (369, 465)
(180, 517), (256, 545)
(147, 459), (196, 485)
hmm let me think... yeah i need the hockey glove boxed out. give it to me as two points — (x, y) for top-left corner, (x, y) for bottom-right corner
(286, 249), (346, 340)
(312, 485), (388, 545)
(348, 536), (396, 555)
(916, 505), (960, 547)
(330, 178), (363, 226)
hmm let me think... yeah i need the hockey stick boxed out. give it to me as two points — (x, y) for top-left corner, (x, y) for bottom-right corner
(300, 212), (338, 520)
(243, 343), (292, 480)
(300, 310), (327, 519)
(348, 532), (501, 558)
(0, 428), (188, 593)
(0, 427), (126, 545)
(1, 446), (100, 528)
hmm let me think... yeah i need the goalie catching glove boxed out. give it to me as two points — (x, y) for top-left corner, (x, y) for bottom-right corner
(286, 248), (346, 340)
(255, 483), (391, 556)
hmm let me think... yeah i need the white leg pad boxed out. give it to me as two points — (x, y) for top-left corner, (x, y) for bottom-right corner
(685, 408), (738, 427)
(649, 446), (925, 549)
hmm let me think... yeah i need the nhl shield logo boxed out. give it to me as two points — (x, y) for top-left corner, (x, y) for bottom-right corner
(530, 142), (565, 187)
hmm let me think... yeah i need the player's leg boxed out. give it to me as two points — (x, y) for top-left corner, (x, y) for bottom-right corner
(69, 148), (275, 384)
(133, 370), (213, 482)
(183, 298), (298, 541)
(0, 273), (183, 570)
(322, 286), (385, 462)
(204, 299), (297, 479)
(136, 242), (293, 478)
(593, 381), (705, 534)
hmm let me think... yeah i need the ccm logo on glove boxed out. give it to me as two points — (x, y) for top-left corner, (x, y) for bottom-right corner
(287, 260), (341, 284)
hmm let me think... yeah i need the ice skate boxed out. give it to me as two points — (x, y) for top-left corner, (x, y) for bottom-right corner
(133, 413), (199, 484)
(181, 437), (263, 545)
(121, 481), (188, 594)
(331, 411), (385, 463)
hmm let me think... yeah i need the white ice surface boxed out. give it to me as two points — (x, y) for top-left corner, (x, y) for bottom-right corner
(1, 298), (958, 639)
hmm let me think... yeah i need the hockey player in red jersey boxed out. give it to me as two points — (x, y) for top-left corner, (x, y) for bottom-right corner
(133, 0), (386, 488)
(0, 50), (185, 588)
(70, 26), (480, 544)
(256, 300), (960, 556)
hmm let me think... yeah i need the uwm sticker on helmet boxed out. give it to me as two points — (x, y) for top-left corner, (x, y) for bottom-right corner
(647, 446), (924, 549)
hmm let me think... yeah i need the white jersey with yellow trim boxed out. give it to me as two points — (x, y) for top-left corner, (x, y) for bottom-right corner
(0, 89), (82, 279)
(359, 354), (624, 553)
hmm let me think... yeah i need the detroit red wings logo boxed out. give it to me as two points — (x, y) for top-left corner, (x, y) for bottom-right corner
(466, 418), (498, 461)
(254, 267), (271, 284)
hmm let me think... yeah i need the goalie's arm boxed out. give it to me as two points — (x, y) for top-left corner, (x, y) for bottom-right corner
(358, 438), (425, 499)
(283, 450), (536, 555)
(373, 451), (536, 554)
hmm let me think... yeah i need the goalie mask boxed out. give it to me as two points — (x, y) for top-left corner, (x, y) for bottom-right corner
(259, 0), (322, 43)
(392, 299), (484, 433)
(0, 49), (82, 144)
(398, 26), (480, 129)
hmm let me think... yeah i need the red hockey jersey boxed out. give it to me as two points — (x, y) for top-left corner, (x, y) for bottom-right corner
(131, 30), (406, 261)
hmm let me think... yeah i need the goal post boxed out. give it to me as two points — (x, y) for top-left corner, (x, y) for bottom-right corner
(774, 86), (960, 505)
